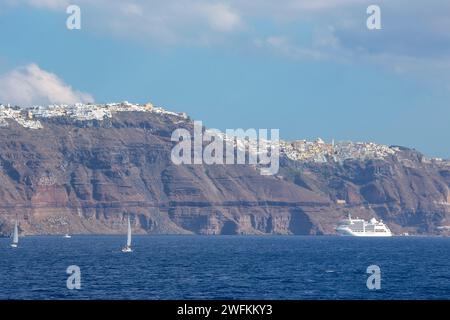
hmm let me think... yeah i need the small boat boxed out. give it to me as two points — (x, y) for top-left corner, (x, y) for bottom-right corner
(11, 220), (19, 248)
(121, 215), (133, 253)
(63, 223), (72, 238)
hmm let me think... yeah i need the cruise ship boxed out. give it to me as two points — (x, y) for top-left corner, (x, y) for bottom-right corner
(335, 214), (392, 237)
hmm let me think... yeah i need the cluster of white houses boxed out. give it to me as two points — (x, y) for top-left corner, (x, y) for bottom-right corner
(280, 138), (397, 163)
(0, 101), (188, 129)
(1, 102), (444, 165)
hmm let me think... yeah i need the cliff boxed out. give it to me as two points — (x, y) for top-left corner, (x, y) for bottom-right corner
(0, 105), (448, 236)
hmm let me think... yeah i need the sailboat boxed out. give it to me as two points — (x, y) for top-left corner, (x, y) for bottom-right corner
(64, 224), (72, 238)
(11, 220), (19, 248)
(121, 215), (133, 253)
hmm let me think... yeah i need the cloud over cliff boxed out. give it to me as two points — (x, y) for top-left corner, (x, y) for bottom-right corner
(0, 64), (94, 106)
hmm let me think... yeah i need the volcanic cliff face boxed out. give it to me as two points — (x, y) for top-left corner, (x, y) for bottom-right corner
(279, 151), (450, 235)
(0, 107), (448, 236)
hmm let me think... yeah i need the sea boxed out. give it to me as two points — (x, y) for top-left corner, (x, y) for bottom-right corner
(0, 235), (449, 300)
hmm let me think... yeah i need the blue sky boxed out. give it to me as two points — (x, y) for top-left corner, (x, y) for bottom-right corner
(0, 0), (449, 157)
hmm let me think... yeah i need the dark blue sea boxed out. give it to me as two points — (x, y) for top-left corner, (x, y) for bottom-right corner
(0, 236), (449, 300)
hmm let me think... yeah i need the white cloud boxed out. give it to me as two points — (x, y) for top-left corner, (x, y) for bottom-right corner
(0, 64), (94, 106)
(6, 0), (69, 10)
(111, 1), (242, 44)
(119, 2), (143, 17)
(254, 36), (326, 60)
(5, 0), (450, 82)
(198, 3), (242, 32)
(5, 0), (243, 45)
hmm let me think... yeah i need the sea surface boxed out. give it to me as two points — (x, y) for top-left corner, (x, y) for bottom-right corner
(0, 235), (449, 300)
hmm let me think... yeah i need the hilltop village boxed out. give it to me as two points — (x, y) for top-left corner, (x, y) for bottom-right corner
(0, 102), (438, 164)
(280, 138), (398, 163)
(0, 101), (188, 130)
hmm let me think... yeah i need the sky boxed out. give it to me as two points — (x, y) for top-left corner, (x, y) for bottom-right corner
(0, 0), (449, 157)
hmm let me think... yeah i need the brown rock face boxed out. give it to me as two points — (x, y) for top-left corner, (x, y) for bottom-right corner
(280, 152), (450, 235)
(0, 112), (448, 235)
(0, 112), (332, 236)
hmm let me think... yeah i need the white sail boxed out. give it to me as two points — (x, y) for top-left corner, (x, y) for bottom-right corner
(126, 215), (132, 247)
(64, 223), (71, 238)
(12, 220), (18, 244)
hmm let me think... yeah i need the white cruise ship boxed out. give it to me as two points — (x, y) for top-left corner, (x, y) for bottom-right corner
(335, 214), (392, 237)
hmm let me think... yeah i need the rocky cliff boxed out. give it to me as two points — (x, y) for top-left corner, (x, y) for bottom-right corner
(0, 106), (448, 236)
